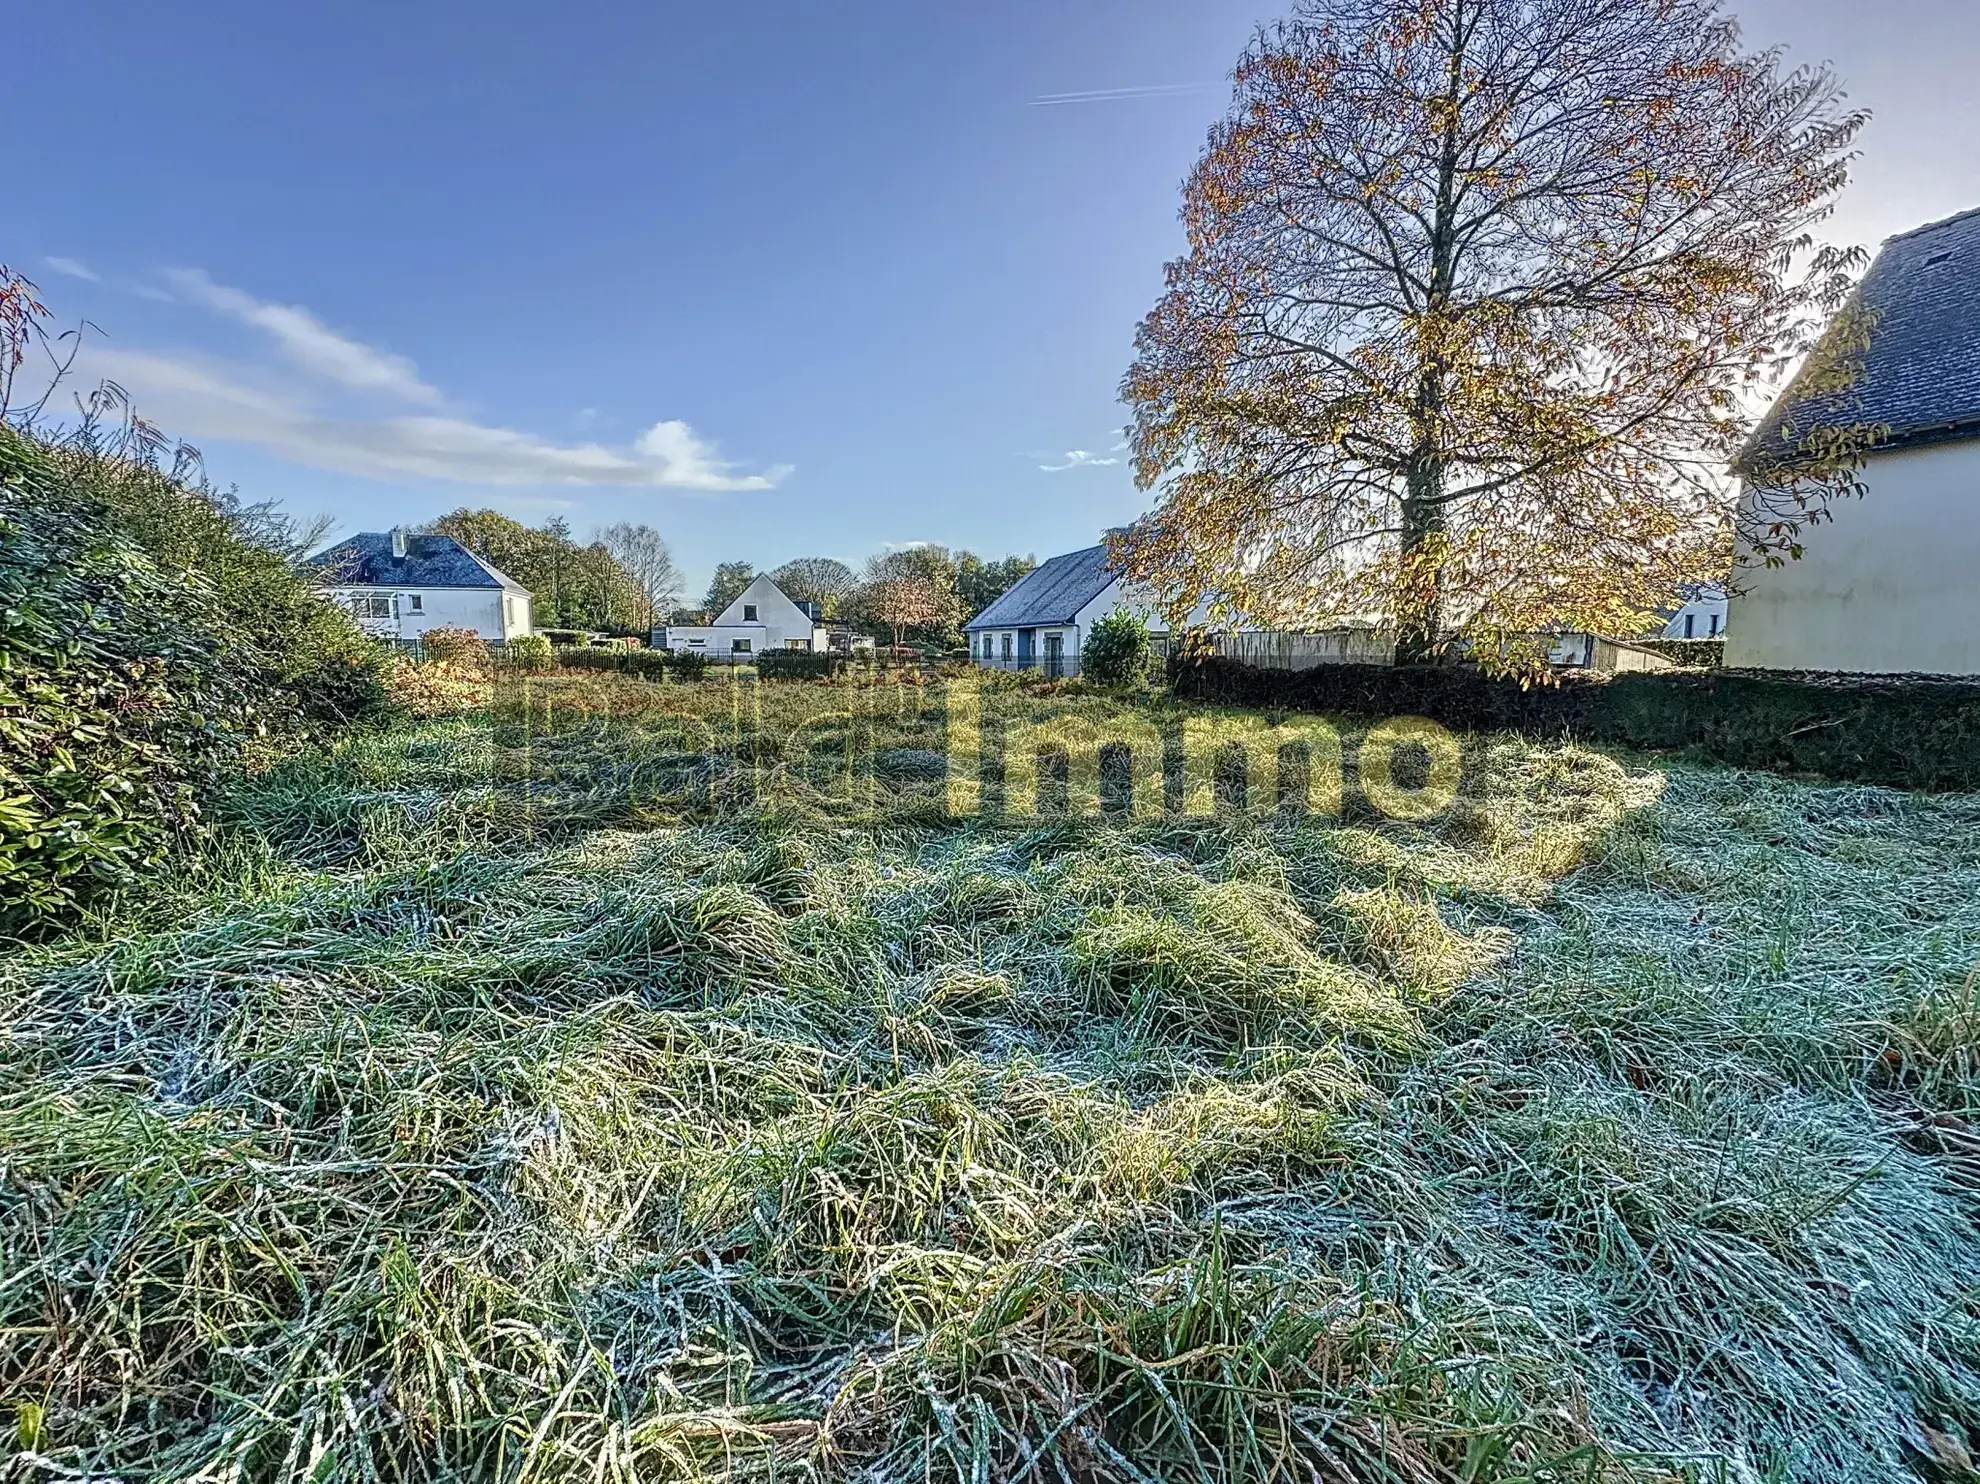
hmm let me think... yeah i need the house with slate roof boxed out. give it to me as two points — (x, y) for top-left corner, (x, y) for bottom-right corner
(305, 528), (533, 642)
(963, 541), (1170, 678)
(1730, 206), (1980, 675)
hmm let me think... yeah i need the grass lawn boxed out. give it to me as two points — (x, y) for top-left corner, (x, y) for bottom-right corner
(5, 673), (1980, 1482)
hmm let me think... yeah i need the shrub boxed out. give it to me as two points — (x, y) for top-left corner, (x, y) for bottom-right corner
(665, 649), (710, 682)
(422, 626), (490, 670)
(505, 633), (553, 672)
(1634, 637), (1726, 668)
(539, 628), (588, 646)
(382, 656), (491, 718)
(1, 433), (259, 931)
(1170, 654), (1980, 791)
(756, 650), (852, 680)
(39, 422), (390, 731)
(1082, 608), (1155, 688)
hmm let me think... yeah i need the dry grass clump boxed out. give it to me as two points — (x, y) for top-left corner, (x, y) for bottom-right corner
(5, 697), (1980, 1483)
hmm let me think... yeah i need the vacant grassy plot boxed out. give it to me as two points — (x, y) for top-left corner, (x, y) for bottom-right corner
(5, 675), (1980, 1482)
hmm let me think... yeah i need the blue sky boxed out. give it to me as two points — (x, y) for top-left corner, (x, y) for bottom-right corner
(12, 0), (1980, 598)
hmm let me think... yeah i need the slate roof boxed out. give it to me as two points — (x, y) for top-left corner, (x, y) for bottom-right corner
(964, 544), (1115, 630)
(1748, 205), (1980, 463)
(304, 532), (527, 591)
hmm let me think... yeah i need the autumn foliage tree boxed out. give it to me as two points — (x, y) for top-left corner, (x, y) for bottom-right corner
(1119, 0), (1869, 668)
(856, 548), (962, 652)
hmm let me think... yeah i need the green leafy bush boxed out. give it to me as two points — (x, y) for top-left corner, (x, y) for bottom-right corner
(0, 435), (258, 930)
(1634, 637), (1726, 668)
(1082, 609), (1155, 687)
(39, 426), (389, 729)
(421, 626), (489, 670)
(0, 420), (390, 931)
(505, 633), (552, 671)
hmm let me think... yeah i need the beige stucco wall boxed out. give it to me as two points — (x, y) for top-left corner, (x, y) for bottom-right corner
(1726, 439), (1980, 676)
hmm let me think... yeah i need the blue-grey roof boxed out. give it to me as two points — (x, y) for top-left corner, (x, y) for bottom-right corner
(1749, 206), (1980, 462)
(304, 531), (526, 591)
(964, 544), (1114, 630)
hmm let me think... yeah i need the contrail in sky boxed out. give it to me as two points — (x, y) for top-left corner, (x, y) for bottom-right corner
(1028, 82), (1218, 107)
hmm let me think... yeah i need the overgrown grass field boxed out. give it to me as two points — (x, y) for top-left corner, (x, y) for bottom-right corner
(6, 674), (1980, 1482)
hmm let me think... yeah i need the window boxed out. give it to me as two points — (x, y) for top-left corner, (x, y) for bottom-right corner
(1709, 613), (1721, 636)
(686, 638), (706, 647)
(786, 638), (807, 650)
(742, 604), (758, 622)
(1684, 613), (1695, 638)
(732, 638), (753, 653)
(351, 594), (392, 621)
(407, 594), (424, 614)
(1000, 633), (1013, 661)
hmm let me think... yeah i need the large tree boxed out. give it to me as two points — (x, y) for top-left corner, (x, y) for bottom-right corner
(855, 548), (963, 652)
(770, 556), (859, 616)
(429, 509), (645, 632)
(1120, 0), (1868, 666)
(597, 522), (683, 631)
(955, 551), (1036, 620)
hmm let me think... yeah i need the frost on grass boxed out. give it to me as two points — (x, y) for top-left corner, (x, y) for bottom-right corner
(4, 700), (1980, 1483)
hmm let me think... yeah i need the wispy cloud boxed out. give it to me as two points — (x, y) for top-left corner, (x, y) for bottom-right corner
(162, 268), (444, 406)
(82, 345), (788, 492)
(1038, 448), (1121, 473)
(44, 256), (101, 283)
(1029, 82), (1215, 107)
(62, 268), (789, 492)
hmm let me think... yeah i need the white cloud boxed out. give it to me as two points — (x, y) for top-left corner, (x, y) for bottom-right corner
(1038, 448), (1120, 472)
(45, 256), (100, 282)
(162, 267), (444, 406)
(85, 347), (789, 492)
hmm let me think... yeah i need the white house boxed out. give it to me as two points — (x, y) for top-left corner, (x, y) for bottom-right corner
(964, 543), (1170, 678)
(1659, 583), (1728, 641)
(307, 528), (532, 642)
(1729, 206), (1980, 675)
(660, 573), (871, 660)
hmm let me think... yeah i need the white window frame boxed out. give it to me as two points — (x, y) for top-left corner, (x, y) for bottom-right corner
(732, 638), (753, 653)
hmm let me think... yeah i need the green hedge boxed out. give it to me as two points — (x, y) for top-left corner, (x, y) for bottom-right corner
(1170, 655), (1980, 791)
(755, 650), (860, 680)
(1633, 637), (1726, 669)
(550, 645), (708, 681)
(2, 441), (253, 929)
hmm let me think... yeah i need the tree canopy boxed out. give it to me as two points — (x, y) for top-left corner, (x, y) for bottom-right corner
(427, 509), (648, 634)
(597, 523), (683, 632)
(1119, 0), (1869, 667)
(770, 556), (859, 616)
(956, 551), (1036, 619)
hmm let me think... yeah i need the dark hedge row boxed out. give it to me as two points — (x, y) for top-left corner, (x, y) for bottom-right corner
(1632, 637), (1726, 668)
(1171, 655), (1980, 791)
(549, 645), (710, 681)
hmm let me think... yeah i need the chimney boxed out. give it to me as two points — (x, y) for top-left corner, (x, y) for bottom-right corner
(390, 527), (407, 559)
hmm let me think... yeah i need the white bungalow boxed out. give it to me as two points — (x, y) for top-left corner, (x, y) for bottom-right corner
(306, 528), (532, 641)
(660, 573), (871, 660)
(963, 543), (1170, 678)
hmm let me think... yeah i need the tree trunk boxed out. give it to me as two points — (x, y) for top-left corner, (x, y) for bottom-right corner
(1393, 3), (1466, 668)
